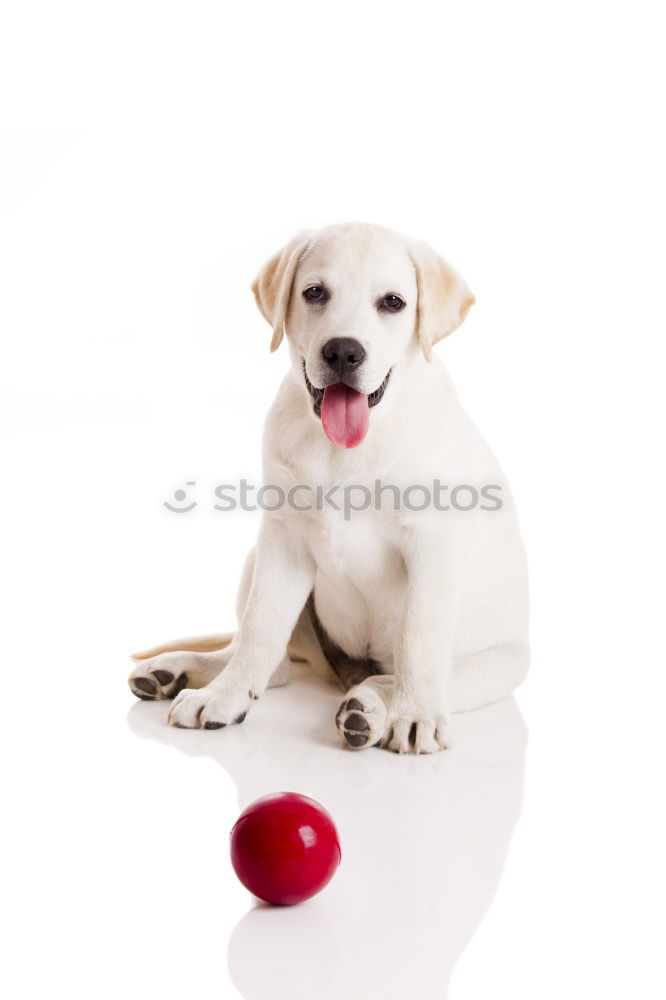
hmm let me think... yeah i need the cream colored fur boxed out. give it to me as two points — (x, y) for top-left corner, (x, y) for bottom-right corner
(129, 223), (529, 753)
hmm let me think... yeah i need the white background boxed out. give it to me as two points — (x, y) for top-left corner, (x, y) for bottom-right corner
(2, 1), (665, 997)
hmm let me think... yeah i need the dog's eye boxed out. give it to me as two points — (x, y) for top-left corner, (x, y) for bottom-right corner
(303, 285), (327, 303)
(379, 294), (405, 312)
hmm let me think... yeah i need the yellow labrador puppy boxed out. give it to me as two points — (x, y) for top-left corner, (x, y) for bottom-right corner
(129, 223), (529, 754)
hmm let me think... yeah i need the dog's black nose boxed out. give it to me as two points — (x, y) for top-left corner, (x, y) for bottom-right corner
(322, 338), (366, 376)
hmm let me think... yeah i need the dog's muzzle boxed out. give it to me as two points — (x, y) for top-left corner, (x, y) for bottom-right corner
(303, 363), (391, 418)
(302, 362), (392, 448)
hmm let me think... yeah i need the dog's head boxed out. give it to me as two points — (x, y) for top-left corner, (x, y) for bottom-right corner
(252, 223), (474, 448)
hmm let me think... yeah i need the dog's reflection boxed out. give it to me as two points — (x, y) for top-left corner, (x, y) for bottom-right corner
(128, 665), (527, 999)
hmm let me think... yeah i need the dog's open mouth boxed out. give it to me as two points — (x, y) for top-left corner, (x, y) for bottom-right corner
(303, 363), (391, 449)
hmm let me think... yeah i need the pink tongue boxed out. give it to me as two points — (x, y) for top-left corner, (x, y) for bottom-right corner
(321, 384), (370, 448)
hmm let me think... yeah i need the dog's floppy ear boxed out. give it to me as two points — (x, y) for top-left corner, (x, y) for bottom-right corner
(409, 239), (475, 362)
(252, 232), (313, 352)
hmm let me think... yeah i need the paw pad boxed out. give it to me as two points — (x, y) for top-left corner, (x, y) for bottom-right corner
(345, 712), (369, 732)
(152, 669), (174, 686)
(345, 731), (369, 747)
(130, 670), (189, 701)
(339, 698), (370, 747)
(134, 677), (157, 696)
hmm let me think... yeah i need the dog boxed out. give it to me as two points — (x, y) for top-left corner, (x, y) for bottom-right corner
(129, 223), (529, 754)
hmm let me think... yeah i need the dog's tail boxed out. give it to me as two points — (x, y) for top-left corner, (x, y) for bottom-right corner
(130, 632), (234, 661)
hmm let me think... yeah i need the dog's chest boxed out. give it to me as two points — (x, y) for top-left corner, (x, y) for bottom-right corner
(307, 507), (406, 663)
(310, 506), (393, 579)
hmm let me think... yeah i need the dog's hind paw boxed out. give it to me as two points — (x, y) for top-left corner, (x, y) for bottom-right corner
(335, 684), (388, 750)
(128, 647), (234, 702)
(128, 653), (191, 701)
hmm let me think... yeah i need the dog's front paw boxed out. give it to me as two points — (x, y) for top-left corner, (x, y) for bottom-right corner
(381, 709), (451, 754)
(167, 677), (255, 730)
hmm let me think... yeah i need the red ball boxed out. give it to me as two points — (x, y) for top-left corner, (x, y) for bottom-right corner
(230, 792), (342, 905)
